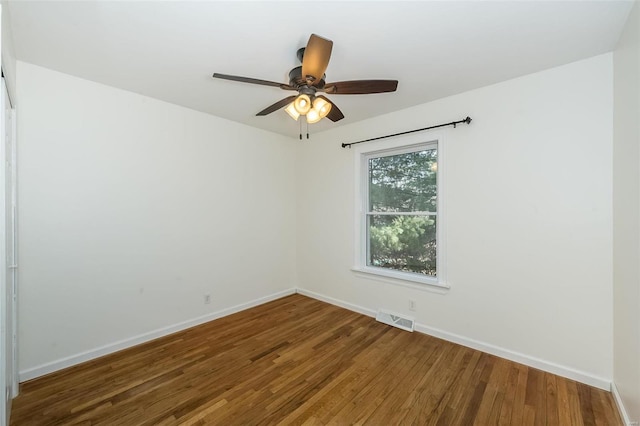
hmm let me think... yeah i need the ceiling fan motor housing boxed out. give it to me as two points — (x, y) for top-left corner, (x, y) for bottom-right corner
(289, 66), (326, 89)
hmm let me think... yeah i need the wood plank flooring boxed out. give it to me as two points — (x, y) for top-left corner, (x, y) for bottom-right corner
(10, 294), (622, 425)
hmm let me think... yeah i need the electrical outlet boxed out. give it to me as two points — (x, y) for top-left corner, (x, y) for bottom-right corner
(409, 300), (416, 311)
(204, 294), (211, 304)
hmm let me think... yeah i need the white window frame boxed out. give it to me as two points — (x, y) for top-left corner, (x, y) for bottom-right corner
(352, 131), (448, 291)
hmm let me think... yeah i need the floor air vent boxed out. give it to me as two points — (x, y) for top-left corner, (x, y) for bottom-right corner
(376, 309), (415, 332)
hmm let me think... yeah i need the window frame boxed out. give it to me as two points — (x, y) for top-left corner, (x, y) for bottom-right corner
(352, 132), (448, 290)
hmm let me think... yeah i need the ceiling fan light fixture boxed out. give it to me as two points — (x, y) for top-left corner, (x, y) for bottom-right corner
(285, 102), (300, 120)
(313, 97), (332, 119)
(306, 108), (322, 124)
(293, 94), (311, 115)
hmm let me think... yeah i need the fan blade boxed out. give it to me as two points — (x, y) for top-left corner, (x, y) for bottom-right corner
(317, 95), (344, 122)
(213, 73), (296, 90)
(324, 80), (398, 95)
(301, 34), (333, 86)
(256, 95), (298, 116)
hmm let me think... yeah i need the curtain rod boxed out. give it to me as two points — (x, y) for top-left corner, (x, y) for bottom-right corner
(341, 116), (472, 148)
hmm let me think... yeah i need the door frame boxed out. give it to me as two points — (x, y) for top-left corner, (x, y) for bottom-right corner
(9, 104), (15, 399)
(0, 74), (17, 426)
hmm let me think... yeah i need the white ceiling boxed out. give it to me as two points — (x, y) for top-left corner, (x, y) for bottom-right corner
(7, 1), (634, 138)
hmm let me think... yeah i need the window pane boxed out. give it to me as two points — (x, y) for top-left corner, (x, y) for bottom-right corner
(368, 149), (437, 213)
(367, 214), (436, 276)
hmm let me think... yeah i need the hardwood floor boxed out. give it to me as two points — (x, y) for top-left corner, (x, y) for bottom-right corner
(11, 294), (621, 425)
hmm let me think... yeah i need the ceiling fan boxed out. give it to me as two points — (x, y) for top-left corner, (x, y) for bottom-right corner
(212, 34), (398, 125)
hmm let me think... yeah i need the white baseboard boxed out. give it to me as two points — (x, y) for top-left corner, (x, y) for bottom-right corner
(413, 323), (610, 390)
(611, 382), (634, 426)
(19, 288), (297, 382)
(19, 287), (614, 394)
(297, 288), (612, 391)
(295, 288), (376, 318)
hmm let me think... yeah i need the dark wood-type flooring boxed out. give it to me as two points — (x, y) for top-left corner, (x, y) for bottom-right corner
(11, 294), (622, 425)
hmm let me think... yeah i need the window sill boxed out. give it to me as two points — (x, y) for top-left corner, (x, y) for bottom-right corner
(351, 266), (450, 293)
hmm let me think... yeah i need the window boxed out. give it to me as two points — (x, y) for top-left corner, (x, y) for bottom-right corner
(354, 138), (447, 289)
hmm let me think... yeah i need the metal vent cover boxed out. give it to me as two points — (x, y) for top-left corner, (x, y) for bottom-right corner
(376, 309), (415, 332)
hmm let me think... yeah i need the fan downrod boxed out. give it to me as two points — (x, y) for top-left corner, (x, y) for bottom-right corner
(296, 47), (306, 63)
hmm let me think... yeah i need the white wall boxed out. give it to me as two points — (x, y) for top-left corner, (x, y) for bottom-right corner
(16, 61), (296, 376)
(1, 2), (16, 103)
(613, 0), (640, 423)
(296, 54), (614, 387)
